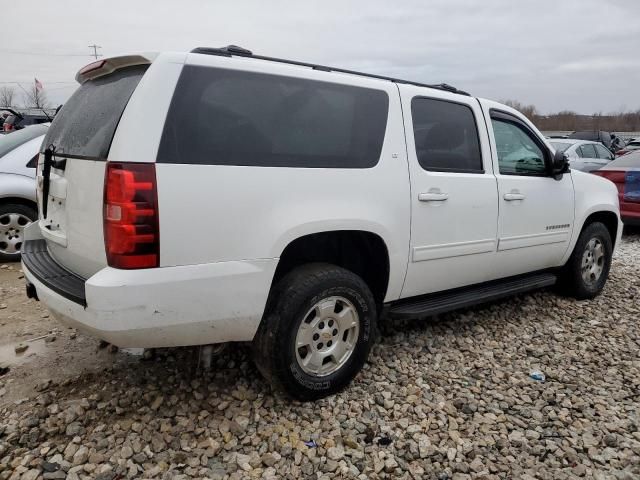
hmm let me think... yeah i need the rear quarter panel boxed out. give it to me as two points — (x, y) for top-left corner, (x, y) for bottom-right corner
(156, 56), (410, 302)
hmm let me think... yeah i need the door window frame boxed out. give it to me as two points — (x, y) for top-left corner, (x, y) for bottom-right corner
(410, 95), (485, 175)
(489, 109), (552, 177)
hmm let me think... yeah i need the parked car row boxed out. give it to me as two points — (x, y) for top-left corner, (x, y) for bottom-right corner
(0, 124), (47, 261)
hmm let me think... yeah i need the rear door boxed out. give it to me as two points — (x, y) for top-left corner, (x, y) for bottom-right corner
(399, 86), (498, 297)
(37, 63), (150, 278)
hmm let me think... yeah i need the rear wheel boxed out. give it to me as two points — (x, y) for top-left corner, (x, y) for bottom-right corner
(253, 263), (376, 401)
(0, 204), (37, 262)
(560, 222), (612, 299)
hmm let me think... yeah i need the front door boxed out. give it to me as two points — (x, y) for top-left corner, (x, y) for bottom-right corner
(399, 86), (498, 298)
(481, 103), (575, 278)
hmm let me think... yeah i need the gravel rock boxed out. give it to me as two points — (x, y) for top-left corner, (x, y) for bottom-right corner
(1, 232), (640, 479)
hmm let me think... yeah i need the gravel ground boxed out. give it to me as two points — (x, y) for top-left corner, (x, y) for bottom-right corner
(1, 230), (640, 480)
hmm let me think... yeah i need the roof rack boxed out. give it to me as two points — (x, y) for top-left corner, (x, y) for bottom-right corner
(190, 45), (470, 96)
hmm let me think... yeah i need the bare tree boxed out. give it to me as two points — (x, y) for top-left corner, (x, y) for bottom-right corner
(502, 100), (538, 122)
(22, 84), (49, 109)
(0, 86), (16, 108)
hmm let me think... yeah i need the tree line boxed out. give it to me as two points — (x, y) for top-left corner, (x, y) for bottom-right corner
(0, 85), (49, 110)
(503, 100), (640, 132)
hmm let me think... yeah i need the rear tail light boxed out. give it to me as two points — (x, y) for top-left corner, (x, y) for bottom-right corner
(103, 162), (159, 269)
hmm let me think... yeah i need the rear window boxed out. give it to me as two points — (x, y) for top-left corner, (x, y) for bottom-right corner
(0, 124), (49, 159)
(42, 65), (147, 159)
(157, 66), (389, 168)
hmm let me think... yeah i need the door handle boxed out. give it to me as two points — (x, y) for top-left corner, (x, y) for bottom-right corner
(419, 192), (449, 202)
(503, 192), (525, 201)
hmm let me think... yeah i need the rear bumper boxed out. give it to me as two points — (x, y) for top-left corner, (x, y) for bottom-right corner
(22, 241), (278, 348)
(622, 215), (640, 226)
(621, 209), (640, 226)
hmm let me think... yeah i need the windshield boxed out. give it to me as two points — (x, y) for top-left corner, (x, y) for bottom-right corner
(0, 124), (49, 159)
(550, 142), (572, 153)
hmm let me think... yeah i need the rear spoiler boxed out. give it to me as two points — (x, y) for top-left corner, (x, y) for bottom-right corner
(75, 53), (158, 84)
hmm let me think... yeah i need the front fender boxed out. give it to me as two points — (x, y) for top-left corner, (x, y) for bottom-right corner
(561, 171), (622, 263)
(0, 173), (37, 204)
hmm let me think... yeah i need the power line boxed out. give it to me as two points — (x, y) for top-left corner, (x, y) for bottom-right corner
(0, 49), (92, 57)
(88, 44), (102, 60)
(0, 81), (76, 85)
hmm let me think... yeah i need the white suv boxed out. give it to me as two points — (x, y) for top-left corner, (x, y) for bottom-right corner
(22, 46), (622, 400)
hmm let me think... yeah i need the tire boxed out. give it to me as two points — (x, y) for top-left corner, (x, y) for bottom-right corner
(0, 203), (37, 263)
(560, 222), (613, 300)
(253, 263), (377, 401)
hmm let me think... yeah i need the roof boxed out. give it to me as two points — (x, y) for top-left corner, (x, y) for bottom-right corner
(190, 45), (470, 96)
(548, 139), (602, 146)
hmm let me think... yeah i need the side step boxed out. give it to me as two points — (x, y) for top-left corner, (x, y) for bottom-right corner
(388, 272), (557, 319)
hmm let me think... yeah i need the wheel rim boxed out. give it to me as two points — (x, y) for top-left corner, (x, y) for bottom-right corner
(295, 296), (360, 377)
(581, 238), (605, 286)
(0, 213), (32, 255)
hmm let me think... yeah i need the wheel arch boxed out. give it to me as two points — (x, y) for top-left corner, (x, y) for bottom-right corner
(581, 210), (619, 249)
(270, 229), (392, 308)
(0, 196), (37, 211)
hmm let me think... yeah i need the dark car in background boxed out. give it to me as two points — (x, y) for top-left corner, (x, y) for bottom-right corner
(568, 130), (612, 150)
(2, 109), (51, 133)
(593, 151), (640, 226)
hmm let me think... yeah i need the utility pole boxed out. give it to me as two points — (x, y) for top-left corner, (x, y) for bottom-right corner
(88, 44), (102, 60)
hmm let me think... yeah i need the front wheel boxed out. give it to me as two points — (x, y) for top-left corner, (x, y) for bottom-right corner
(253, 263), (376, 401)
(0, 204), (37, 263)
(560, 222), (613, 299)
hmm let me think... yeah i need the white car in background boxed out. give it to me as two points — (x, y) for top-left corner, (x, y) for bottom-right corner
(0, 124), (48, 261)
(549, 139), (615, 173)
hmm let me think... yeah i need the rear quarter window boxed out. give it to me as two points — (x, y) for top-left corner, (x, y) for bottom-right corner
(157, 66), (389, 168)
(410, 97), (483, 173)
(42, 65), (147, 159)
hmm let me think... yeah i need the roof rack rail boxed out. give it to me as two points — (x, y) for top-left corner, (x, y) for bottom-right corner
(190, 46), (470, 96)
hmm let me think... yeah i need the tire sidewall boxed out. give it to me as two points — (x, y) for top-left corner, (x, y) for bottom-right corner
(275, 280), (375, 398)
(0, 203), (37, 262)
(572, 223), (612, 296)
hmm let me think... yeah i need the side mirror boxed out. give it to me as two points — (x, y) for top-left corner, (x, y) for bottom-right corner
(551, 149), (569, 179)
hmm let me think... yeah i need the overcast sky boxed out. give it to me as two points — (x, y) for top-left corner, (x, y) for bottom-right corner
(3, 0), (639, 114)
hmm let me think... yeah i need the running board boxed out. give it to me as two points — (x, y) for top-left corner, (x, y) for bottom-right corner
(388, 272), (557, 319)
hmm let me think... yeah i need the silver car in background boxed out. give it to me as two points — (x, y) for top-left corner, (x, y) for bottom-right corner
(0, 124), (48, 261)
(550, 139), (615, 173)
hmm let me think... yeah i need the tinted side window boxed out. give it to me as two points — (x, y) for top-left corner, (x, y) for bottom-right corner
(410, 98), (483, 173)
(157, 66), (389, 168)
(491, 118), (546, 175)
(579, 144), (597, 159)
